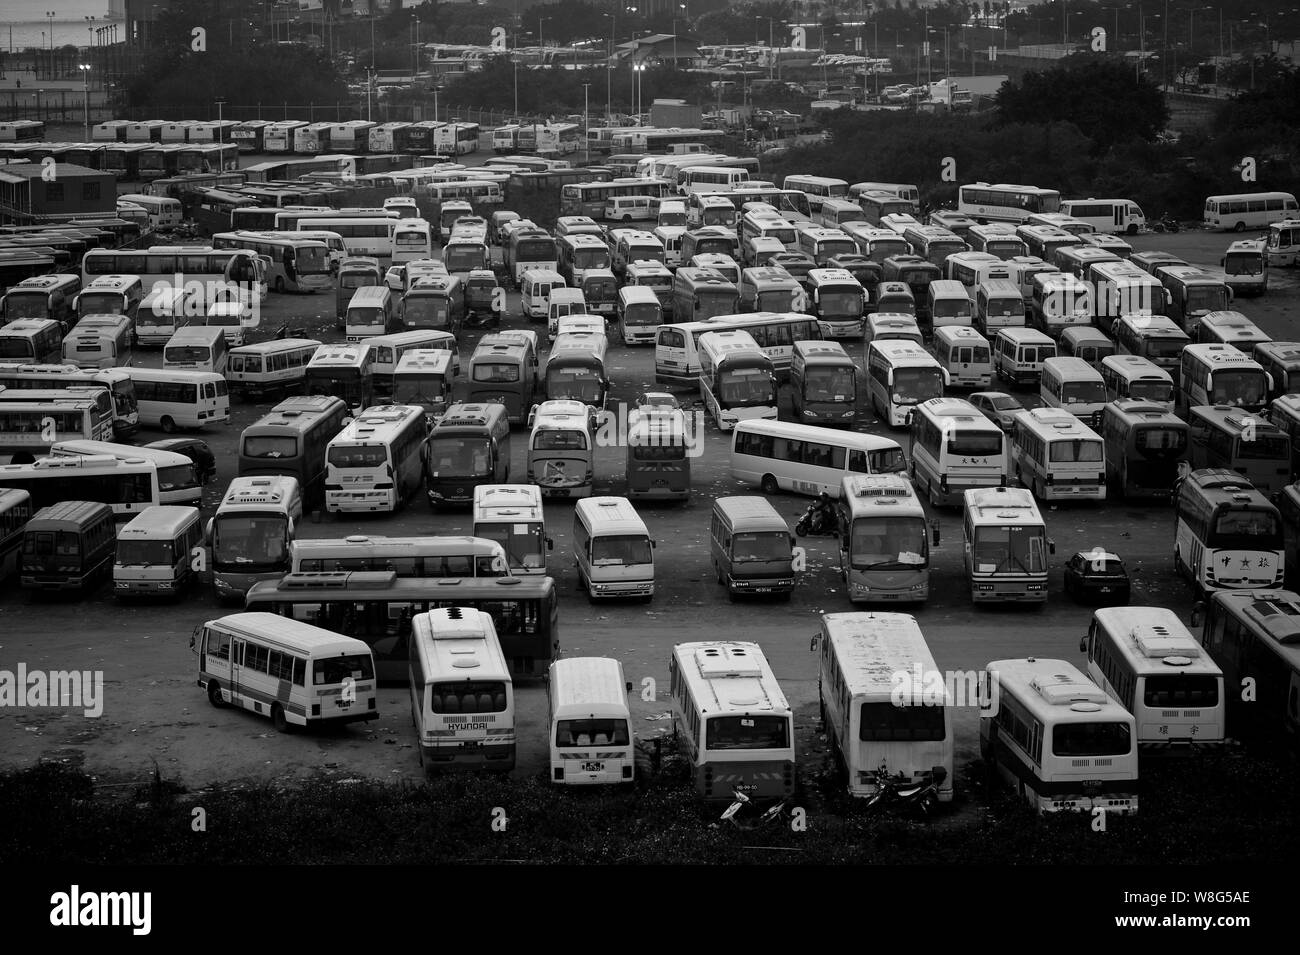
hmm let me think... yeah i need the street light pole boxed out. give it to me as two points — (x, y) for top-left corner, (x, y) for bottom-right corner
(79, 63), (90, 141)
(583, 82), (590, 162)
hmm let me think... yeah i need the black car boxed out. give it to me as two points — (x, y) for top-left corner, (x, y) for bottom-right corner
(146, 438), (218, 485)
(1063, 550), (1131, 605)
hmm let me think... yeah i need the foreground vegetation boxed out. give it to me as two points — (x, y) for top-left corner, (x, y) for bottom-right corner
(3, 748), (1295, 864)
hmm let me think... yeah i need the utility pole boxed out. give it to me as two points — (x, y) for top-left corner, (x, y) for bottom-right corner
(583, 82), (590, 162)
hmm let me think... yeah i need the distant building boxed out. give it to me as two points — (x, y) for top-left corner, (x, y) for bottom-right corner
(0, 163), (116, 224)
(614, 34), (701, 66)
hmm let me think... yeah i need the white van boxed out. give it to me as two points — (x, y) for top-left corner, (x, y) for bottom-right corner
(547, 286), (589, 338)
(205, 299), (255, 347)
(573, 496), (655, 601)
(605, 195), (654, 222)
(547, 656), (635, 785)
(1039, 355), (1106, 427)
(521, 268), (566, 322)
(163, 325), (229, 375)
(864, 313), (924, 348)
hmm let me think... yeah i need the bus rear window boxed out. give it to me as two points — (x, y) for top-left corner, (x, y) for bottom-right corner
(1052, 721), (1131, 757)
(705, 715), (789, 750)
(948, 432), (1002, 456)
(1143, 675), (1219, 709)
(313, 654), (374, 685)
(242, 435), (297, 459)
(428, 680), (507, 714)
(859, 701), (946, 741)
(555, 718), (629, 746)
(328, 443), (387, 468)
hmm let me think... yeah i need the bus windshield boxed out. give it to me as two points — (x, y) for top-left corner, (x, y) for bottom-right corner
(591, 534), (653, 567)
(405, 297), (451, 328)
(1124, 379), (1173, 403)
(1062, 381), (1106, 404)
(1048, 439), (1103, 462)
(0, 341), (35, 359)
(573, 248), (609, 270)
(1187, 288), (1229, 312)
(427, 436), (490, 477)
(757, 290), (796, 312)
(115, 539), (176, 566)
(1052, 722), (1131, 757)
(819, 290), (861, 316)
(1135, 426), (1186, 455)
(165, 346), (211, 363)
(3, 294), (48, 320)
(473, 363), (519, 383)
(214, 514), (288, 569)
(1144, 675), (1219, 708)
(850, 517), (927, 571)
(719, 368), (775, 407)
(1143, 337), (1185, 359)
(705, 715), (789, 750)
(695, 238), (734, 257)
(24, 531), (80, 557)
(870, 447), (908, 473)
(1224, 252), (1264, 276)
(804, 367), (856, 401)
(623, 303), (661, 327)
(444, 246), (485, 272)
(78, 293), (124, 315)
(347, 307), (386, 328)
(242, 435), (297, 458)
(534, 430), (587, 451)
(891, 367), (945, 403)
(477, 521), (545, 569)
(340, 274), (378, 290)
(859, 701), (946, 741)
(1238, 434), (1289, 459)
(973, 525), (1047, 574)
(393, 375), (447, 405)
(555, 718), (630, 746)
(730, 531), (789, 562)
(659, 210), (688, 227)
(295, 246), (330, 275)
(1209, 371), (1266, 407)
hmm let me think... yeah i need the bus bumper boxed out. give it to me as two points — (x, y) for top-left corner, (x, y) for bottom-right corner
(587, 579), (654, 599)
(114, 578), (180, 596)
(427, 484), (476, 506)
(798, 406), (857, 425)
(421, 741), (516, 772)
(727, 575), (795, 596)
(847, 580), (928, 602)
(971, 581), (1047, 602)
(326, 491), (396, 513)
(696, 759), (795, 800)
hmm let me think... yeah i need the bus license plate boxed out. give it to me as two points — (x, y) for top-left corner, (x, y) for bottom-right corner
(753, 586), (772, 593)
(549, 488), (570, 497)
(461, 740), (480, 750)
(581, 761), (605, 773)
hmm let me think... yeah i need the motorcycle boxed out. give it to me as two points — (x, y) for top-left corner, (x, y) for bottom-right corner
(1150, 214), (1182, 233)
(863, 765), (944, 817)
(463, 308), (501, 330)
(795, 498), (838, 537)
(717, 789), (790, 830)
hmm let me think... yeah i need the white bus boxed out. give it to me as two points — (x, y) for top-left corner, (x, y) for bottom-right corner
(125, 368), (230, 433)
(1059, 198), (1146, 236)
(865, 339), (948, 429)
(930, 325), (993, 389)
(814, 612), (954, 801)
(226, 338), (321, 401)
(528, 399), (596, 499)
(698, 329), (778, 431)
(962, 486), (1051, 603)
(210, 475), (303, 603)
(1202, 191), (1298, 232)
(909, 396), (1006, 508)
(304, 343), (375, 414)
(669, 641), (796, 800)
(1178, 343), (1270, 416)
(472, 484), (552, 576)
(0, 363), (139, 441)
(195, 612), (378, 732)
(49, 439), (201, 507)
(281, 213), (397, 263)
(980, 657), (1138, 814)
(835, 475), (936, 603)
(654, 312), (824, 383)
(957, 182), (1062, 224)
(289, 535), (508, 579)
(1173, 468), (1284, 593)
(1009, 407), (1106, 502)
(0, 454), (161, 520)
(783, 175), (848, 212)
(1082, 607), (1225, 750)
(730, 418), (908, 498)
(117, 193), (183, 230)
(211, 231), (332, 293)
(112, 504), (203, 599)
(366, 329), (458, 398)
(324, 404), (426, 513)
(0, 395), (114, 464)
(1039, 356), (1107, 427)
(409, 607), (516, 774)
(548, 657), (634, 785)
(392, 218), (435, 266)
(433, 122), (481, 155)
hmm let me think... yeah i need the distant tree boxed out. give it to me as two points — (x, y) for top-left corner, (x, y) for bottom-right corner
(994, 56), (1168, 152)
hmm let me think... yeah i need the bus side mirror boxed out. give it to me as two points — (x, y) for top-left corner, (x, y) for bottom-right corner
(809, 632), (821, 651)
(546, 537), (554, 551)
(1048, 539), (1056, 554)
(625, 681), (633, 693)
(1079, 637), (1088, 653)
(1190, 602), (1204, 628)
(287, 518), (296, 536)
(1227, 287), (1235, 301)
(205, 518), (214, 542)
(930, 521), (940, 546)
(1219, 257), (1225, 267)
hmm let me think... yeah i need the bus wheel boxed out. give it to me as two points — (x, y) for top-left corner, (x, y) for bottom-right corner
(1234, 221), (1246, 232)
(207, 681), (226, 708)
(271, 704), (291, 733)
(160, 416), (176, 434)
(760, 474), (779, 495)
(1127, 224), (1138, 236)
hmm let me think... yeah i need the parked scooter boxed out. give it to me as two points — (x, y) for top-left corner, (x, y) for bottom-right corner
(863, 765), (945, 817)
